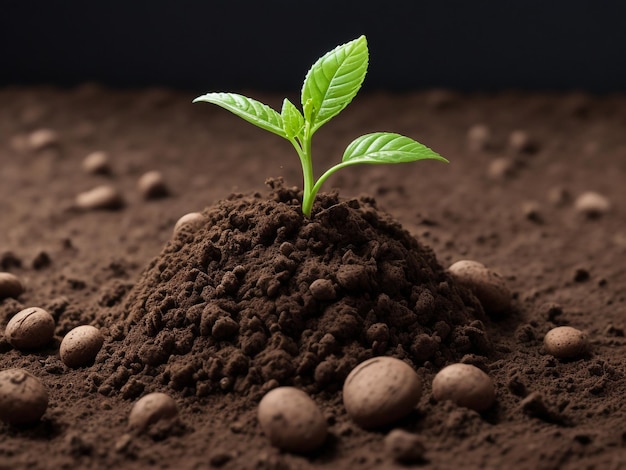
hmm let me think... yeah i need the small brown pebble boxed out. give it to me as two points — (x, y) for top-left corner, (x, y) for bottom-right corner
(5, 307), (55, 350)
(76, 185), (124, 210)
(0, 272), (24, 299)
(32, 251), (51, 270)
(509, 129), (538, 153)
(138, 171), (169, 199)
(487, 157), (516, 180)
(0, 368), (49, 425)
(521, 201), (543, 223)
(82, 151), (111, 174)
(343, 357), (422, 428)
(173, 212), (205, 234)
(128, 392), (178, 432)
(60, 325), (105, 368)
(257, 386), (327, 453)
(384, 429), (426, 464)
(544, 326), (588, 359)
(574, 191), (610, 218)
(28, 129), (59, 151)
(448, 260), (511, 315)
(467, 124), (491, 152)
(432, 363), (495, 412)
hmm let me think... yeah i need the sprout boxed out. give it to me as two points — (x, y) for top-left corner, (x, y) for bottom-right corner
(194, 35), (447, 217)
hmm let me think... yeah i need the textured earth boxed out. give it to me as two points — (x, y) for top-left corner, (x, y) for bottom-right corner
(1, 85), (625, 469)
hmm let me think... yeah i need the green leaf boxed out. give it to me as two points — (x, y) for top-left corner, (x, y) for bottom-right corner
(342, 132), (449, 165)
(301, 35), (368, 133)
(281, 98), (304, 139)
(193, 92), (286, 138)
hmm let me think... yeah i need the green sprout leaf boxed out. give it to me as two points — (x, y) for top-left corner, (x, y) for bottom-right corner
(301, 35), (368, 134)
(342, 132), (448, 165)
(193, 92), (286, 139)
(281, 98), (305, 140)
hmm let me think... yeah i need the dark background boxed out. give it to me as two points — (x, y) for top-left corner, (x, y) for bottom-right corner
(1, 1), (624, 93)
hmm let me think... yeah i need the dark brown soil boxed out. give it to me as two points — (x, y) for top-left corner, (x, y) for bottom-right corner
(1, 85), (625, 469)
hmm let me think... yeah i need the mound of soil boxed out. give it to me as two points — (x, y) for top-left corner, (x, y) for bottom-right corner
(92, 181), (488, 399)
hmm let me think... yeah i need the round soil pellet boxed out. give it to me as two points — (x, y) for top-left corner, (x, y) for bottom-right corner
(28, 129), (59, 151)
(5, 307), (55, 350)
(138, 171), (169, 199)
(76, 185), (124, 210)
(448, 260), (511, 315)
(0, 368), (49, 425)
(82, 151), (111, 174)
(128, 392), (178, 432)
(432, 363), (495, 412)
(0, 272), (24, 299)
(343, 357), (422, 429)
(574, 191), (610, 218)
(60, 325), (105, 368)
(257, 386), (327, 453)
(544, 326), (588, 359)
(173, 212), (205, 233)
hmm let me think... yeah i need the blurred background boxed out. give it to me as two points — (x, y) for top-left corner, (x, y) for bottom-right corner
(1, 1), (624, 93)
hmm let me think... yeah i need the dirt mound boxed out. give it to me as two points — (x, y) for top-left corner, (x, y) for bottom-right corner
(90, 180), (489, 399)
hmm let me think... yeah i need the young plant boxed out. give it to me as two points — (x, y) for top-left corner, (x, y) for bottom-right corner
(194, 35), (447, 217)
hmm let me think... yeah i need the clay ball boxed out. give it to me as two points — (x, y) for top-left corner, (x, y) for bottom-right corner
(128, 392), (179, 432)
(574, 191), (610, 218)
(467, 124), (491, 152)
(448, 260), (511, 315)
(82, 151), (111, 174)
(138, 170), (169, 199)
(544, 326), (588, 359)
(173, 212), (205, 234)
(0, 272), (24, 299)
(76, 185), (124, 210)
(0, 368), (49, 425)
(257, 386), (327, 453)
(60, 325), (105, 368)
(28, 128), (59, 151)
(343, 357), (422, 429)
(432, 363), (495, 412)
(6, 307), (55, 350)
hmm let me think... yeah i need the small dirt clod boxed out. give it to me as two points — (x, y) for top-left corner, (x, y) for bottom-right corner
(173, 212), (205, 234)
(138, 171), (169, 199)
(76, 185), (124, 210)
(0, 368), (49, 425)
(5, 307), (56, 350)
(257, 386), (327, 453)
(83, 151), (111, 174)
(343, 356), (422, 429)
(448, 260), (511, 315)
(431, 363), (495, 412)
(60, 325), (105, 368)
(0, 272), (24, 299)
(543, 326), (588, 359)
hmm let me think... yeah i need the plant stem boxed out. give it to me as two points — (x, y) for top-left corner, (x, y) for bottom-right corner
(300, 121), (315, 217)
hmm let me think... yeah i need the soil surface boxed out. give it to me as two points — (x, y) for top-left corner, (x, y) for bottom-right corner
(1, 85), (625, 469)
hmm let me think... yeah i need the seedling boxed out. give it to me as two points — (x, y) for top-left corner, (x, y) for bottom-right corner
(194, 35), (447, 217)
